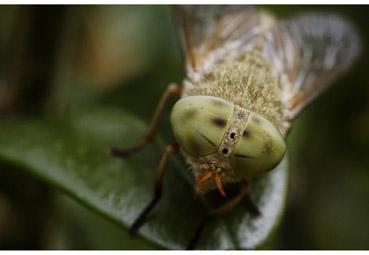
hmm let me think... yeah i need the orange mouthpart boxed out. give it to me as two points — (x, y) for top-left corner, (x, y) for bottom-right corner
(215, 175), (226, 197)
(196, 170), (213, 186)
(196, 170), (226, 197)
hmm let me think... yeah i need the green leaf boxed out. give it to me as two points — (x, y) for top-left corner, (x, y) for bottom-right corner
(0, 107), (288, 249)
(54, 193), (156, 249)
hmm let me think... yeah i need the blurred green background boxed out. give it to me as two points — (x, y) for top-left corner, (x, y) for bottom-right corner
(0, 5), (368, 249)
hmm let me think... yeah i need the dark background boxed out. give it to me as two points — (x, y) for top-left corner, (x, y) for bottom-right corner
(0, 5), (368, 249)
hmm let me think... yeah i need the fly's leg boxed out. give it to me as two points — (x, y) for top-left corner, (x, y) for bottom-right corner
(107, 83), (182, 158)
(186, 190), (246, 250)
(187, 180), (260, 250)
(129, 143), (179, 235)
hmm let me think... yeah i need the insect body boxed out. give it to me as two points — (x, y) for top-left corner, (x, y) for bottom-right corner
(109, 6), (360, 249)
(170, 52), (286, 196)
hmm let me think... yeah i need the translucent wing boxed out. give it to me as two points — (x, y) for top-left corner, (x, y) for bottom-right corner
(174, 7), (360, 134)
(173, 5), (275, 74)
(263, 13), (361, 128)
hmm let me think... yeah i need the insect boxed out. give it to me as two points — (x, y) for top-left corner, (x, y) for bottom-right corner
(108, 6), (360, 249)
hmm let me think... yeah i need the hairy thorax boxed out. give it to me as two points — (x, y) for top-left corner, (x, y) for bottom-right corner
(183, 50), (284, 131)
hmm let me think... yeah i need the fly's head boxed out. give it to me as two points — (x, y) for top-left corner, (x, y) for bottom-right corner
(170, 95), (286, 196)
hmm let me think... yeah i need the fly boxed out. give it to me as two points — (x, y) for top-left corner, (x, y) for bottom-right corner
(107, 6), (360, 249)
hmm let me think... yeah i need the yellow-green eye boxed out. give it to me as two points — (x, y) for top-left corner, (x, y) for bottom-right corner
(170, 96), (233, 157)
(231, 112), (286, 178)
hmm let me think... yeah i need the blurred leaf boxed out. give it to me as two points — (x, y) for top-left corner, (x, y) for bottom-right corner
(0, 107), (288, 249)
(52, 193), (156, 249)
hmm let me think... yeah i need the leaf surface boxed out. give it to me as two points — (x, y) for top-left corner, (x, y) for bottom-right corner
(0, 107), (288, 249)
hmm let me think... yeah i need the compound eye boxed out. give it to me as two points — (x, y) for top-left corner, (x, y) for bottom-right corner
(231, 112), (286, 178)
(170, 96), (233, 157)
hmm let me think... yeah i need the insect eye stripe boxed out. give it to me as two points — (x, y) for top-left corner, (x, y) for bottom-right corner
(196, 130), (217, 147)
(233, 153), (254, 159)
(242, 129), (251, 137)
(213, 118), (227, 127)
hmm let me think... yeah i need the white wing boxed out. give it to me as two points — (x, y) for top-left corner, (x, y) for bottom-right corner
(174, 7), (361, 133)
(263, 12), (361, 127)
